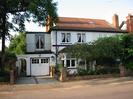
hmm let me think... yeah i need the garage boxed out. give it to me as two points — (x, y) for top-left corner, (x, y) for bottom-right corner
(30, 58), (50, 76)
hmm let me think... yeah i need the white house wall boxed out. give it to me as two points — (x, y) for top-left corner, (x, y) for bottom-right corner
(26, 34), (35, 52)
(45, 34), (51, 50)
(51, 30), (122, 53)
(26, 33), (51, 52)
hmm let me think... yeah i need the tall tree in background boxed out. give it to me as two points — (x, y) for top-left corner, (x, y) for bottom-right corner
(0, 0), (58, 71)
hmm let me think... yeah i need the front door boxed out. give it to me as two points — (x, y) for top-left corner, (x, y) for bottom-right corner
(31, 58), (49, 76)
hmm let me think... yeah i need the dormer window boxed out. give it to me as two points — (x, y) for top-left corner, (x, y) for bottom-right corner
(77, 33), (86, 42)
(36, 35), (44, 50)
(61, 33), (71, 43)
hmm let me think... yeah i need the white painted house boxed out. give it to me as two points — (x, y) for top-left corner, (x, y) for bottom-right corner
(17, 14), (133, 76)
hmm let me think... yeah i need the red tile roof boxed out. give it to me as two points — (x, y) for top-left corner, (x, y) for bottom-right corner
(52, 17), (126, 32)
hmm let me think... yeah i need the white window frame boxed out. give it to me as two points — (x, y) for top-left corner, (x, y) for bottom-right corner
(61, 33), (71, 43)
(35, 35), (44, 50)
(31, 58), (39, 64)
(77, 33), (86, 43)
(41, 58), (49, 64)
(66, 58), (76, 68)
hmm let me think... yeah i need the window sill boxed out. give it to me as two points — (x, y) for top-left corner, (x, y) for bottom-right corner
(76, 42), (86, 44)
(35, 49), (44, 51)
(61, 42), (72, 45)
(67, 67), (76, 69)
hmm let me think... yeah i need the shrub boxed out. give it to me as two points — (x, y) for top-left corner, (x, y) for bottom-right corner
(0, 52), (16, 82)
(125, 61), (133, 70)
(0, 71), (10, 82)
(77, 68), (88, 76)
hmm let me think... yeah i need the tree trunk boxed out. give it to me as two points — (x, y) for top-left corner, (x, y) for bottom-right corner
(0, 1), (6, 72)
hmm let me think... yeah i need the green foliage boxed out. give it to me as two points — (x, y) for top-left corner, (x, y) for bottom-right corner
(64, 43), (93, 60)
(1, 0), (58, 33)
(77, 66), (119, 76)
(92, 36), (123, 59)
(0, 52), (17, 70)
(64, 34), (133, 71)
(121, 34), (133, 62)
(0, 52), (16, 82)
(125, 61), (133, 70)
(8, 32), (26, 55)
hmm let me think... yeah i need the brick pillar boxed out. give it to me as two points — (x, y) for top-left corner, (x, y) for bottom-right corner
(50, 66), (55, 78)
(59, 67), (67, 82)
(119, 65), (126, 77)
(10, 70), (15, 84)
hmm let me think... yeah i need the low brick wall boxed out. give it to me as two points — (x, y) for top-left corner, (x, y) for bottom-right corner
(65, 74), (120, 81)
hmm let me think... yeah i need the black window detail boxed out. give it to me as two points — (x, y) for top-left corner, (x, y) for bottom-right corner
(71, 60), (75, 67)
(36, 35), (44, 49)
(41, 58), (49, 63)
(66, 60), (70, 67)
(77, 33), (86, 42)
(61, 33), (71, 42)
(32, 58), (39, 64)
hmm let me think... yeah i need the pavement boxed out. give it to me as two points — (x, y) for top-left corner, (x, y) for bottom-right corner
(0, 77), (133, 92)
(0, 77), (133, 99)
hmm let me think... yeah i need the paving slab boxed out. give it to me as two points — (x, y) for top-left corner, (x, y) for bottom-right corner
(16, 77), (36, 84)
(16, 76), (59, 85)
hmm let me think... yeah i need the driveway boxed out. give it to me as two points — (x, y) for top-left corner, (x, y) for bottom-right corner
(16, 76), (59, 84)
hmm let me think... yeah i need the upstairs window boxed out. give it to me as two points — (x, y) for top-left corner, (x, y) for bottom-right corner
(36, 35), (44, 49)
(61, 33), (71, 43)
(77, 33), (86, 42)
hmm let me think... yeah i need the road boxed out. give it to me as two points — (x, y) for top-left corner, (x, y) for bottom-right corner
(0, 79), (133, 99)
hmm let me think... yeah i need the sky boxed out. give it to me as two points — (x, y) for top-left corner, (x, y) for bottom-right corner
(25, 0), (133, 31)
(0, 0), (133, 50)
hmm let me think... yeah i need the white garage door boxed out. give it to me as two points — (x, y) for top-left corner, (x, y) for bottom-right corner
(31, 58), (49, 76)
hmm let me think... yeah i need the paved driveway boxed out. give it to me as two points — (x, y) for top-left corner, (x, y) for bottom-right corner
(16, 76), (59, 84)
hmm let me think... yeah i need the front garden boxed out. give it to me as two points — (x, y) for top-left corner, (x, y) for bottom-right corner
(56, 34), (133, 81)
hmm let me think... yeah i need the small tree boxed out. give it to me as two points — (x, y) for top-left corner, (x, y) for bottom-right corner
(8, 32), (26, 55)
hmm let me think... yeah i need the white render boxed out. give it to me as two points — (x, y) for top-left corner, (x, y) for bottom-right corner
(26, 34), (35, 52)
(26, 33), (51, 52)
(51, 30), (122, 53)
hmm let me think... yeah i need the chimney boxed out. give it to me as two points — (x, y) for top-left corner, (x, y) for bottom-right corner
(112, 14), (119, 29)
(46, 15), (51, 32)
(126, 14), (133, 33)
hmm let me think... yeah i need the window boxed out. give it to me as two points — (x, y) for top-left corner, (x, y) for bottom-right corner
(61, 33), (71, 42)
(66, 59), (76, 68)
(36, 35), (44, 49)
(32, 58), (39, 64)
(77, 33), (86, 42)
(71, 60), (75, 67)
(41, 58), (49, 63)
(66, 60), (70, 67)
